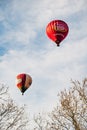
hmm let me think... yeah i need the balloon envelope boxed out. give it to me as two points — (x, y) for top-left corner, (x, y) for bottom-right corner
(46, 20), (69, 46)
(16, 73), (32, 94)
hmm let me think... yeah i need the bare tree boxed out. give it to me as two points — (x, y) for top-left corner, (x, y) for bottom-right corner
(33, 113), (50, 130)
(3, 78), (86, 130)
(0, 83), (29, 130)
(33, 78), (87, 130)
(49, 78), (87, 130)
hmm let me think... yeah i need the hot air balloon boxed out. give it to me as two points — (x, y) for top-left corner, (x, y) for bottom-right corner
(46, 20), (69, 46)
(16, 73), (32, 95)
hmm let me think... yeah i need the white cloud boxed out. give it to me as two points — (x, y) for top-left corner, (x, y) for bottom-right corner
(0, 36), (87, 115)
(0, 0), (87, 116)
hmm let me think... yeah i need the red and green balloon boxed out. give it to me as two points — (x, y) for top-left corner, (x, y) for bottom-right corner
(16, 73), (32, 95)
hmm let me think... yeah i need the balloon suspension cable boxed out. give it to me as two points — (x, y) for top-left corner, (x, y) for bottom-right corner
(55, 40), (60, 47)
(57, 44), (60, 47)
(22, 93), (24, 95)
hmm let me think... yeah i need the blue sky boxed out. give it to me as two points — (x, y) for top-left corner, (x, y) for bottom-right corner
(0, 0), (87, 116)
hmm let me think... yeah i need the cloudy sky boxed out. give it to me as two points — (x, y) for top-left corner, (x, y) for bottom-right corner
(0, 0), (87, 116)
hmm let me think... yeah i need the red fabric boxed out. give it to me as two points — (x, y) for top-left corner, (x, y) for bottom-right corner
(46, 20), (69, 45)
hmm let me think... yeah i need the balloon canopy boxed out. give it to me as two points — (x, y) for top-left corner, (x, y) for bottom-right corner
(46, 20), (69, 46)
(16, 73), (32, 95)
